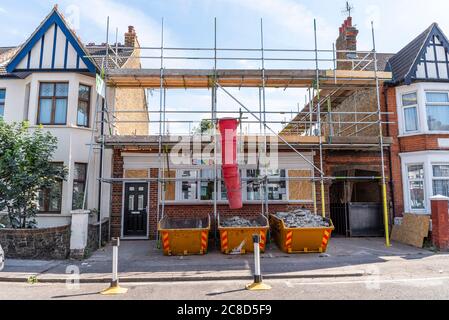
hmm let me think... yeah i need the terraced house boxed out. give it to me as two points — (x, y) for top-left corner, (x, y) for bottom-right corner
(0, 6), (148, 230)
(385, 23), (449, 216)
(1, 5), (448, 256)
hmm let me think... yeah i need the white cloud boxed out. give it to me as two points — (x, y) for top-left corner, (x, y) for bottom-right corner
(0, 7), (6, 14)
(227, 0), (335, 47)
(59, 0), (163, 46)
(57, 0), (208, 68)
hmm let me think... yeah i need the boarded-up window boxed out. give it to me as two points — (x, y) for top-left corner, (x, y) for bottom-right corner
(288, 170), (313, 201)
(163, 170), (176, 201)
(124, 169), (149, 179)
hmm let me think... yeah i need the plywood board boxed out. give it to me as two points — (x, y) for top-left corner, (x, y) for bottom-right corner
(391, 214), (430, 248)
(288, 170), (313, 201)
(124, 169), (149, 179)
(163, 170), (176, 201)
(402, 214), (430, 238)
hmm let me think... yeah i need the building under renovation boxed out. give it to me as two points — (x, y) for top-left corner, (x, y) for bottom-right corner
(95, 15), (394, 245)
(2, 6), (418, 254)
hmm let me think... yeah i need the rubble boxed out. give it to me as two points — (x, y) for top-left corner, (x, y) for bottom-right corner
(220, 216), (262, 227)
(274, 209), (330, 228)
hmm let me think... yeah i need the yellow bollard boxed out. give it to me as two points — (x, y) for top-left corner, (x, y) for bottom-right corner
(382, 184), (391, 248)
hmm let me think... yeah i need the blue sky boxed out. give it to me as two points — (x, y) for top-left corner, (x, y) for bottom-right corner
(2, 0), (449, 134)
(2, 0), (449, 53)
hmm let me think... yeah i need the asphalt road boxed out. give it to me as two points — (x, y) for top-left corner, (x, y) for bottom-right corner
(1, 274), (449, 300)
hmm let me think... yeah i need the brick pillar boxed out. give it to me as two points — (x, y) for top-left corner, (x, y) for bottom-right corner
(431, 195), (449, 250)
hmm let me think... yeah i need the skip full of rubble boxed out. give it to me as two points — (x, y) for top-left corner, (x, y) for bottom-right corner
(274, 209), (330, 228)
(220, 216), (262, 227)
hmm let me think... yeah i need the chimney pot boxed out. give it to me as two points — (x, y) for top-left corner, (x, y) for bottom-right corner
(336, 16), (359, 70)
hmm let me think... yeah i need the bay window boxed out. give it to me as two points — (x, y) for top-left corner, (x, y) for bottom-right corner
(38, 163), (64, 213)
(401, 92), (419, 132)
(432, 164), (449, 197)
(407, 164), (425, 210)
(77, 84), (91, 127)
(37, 83), (68, 125)
(426, 92), (449, 131)
(72, 163), (87, 210)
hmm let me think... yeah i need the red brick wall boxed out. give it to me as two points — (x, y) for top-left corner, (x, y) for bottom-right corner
(385, 85), (449, 217)
(110, 148), (324, 239)
(384, 86), (404, 217)
(399, 134), (449, 152)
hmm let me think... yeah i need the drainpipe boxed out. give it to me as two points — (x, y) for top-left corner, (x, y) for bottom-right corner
(383, 84), (396, 221)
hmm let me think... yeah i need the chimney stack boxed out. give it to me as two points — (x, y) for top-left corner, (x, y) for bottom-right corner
(336, 16), (359, 70)
(125, 26), (138, 48)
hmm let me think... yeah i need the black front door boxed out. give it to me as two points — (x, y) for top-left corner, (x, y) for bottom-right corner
(123, 183), (148, 237)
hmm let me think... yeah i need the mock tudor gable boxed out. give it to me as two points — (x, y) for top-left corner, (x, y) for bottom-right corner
(6, 7), (97, 73)
(387, 23), (449, 85)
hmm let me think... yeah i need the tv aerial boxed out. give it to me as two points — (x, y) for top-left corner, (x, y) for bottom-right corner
(342, 1), (354, 17)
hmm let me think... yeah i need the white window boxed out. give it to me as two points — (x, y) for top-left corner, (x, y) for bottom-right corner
(432, 164), (449, 197)
(200, 169), (214, 200)
(246, 169), (287, 201)
(178, 170), (198, 201)
(401, 92), (419, 132)
(0, 89), (5, 117)
(426, 92), (449, 131)
(175, 168), (227, 201)
(246, 169), (263, 201)
(407, 164), (426, 210)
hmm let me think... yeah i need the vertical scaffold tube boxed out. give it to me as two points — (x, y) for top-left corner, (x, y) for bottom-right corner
(372, 21), (391, 247)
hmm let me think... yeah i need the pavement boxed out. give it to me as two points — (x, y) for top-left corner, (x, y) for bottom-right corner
(0, 237), (445, 284)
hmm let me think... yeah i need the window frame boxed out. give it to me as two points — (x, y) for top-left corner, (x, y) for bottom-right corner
(401, 92), (420, 133)
(166, 167), (313, 204)
(37, 82), (69, 125)
(244, 168), (288, 202)
(406, 163), (426, 212)
(432, 163), (449, 197)
(38, 162), (64, 214)
(77, 83), (91, 128)
(425, 90), (449, 132)
(176, 169), (200, 202)
(72, 163), (88, 210)
(0, 88), (6, 118)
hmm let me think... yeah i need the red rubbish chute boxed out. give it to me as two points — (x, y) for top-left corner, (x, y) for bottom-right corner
(218, 118), (243, 209)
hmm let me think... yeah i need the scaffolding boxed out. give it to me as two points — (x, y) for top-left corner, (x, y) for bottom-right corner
(87, 17), (394, 247)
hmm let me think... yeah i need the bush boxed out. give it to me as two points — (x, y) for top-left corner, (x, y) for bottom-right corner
(0, 120), (67, 228)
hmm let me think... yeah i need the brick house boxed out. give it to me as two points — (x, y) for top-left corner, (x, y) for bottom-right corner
(105, 16), (394, 240)
(0, 6), (148, 228)
(384, 23), (449, 217)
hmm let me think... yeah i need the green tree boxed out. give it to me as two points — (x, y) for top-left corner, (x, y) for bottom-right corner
(194, 119), (213, 134)
(0, 120), (67, 229)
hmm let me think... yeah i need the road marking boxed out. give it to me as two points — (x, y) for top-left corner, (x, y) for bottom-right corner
(284, 276), (449, 286)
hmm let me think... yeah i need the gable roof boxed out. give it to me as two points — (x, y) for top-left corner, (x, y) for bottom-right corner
(6, 6), (98, 73)
(85, 45), (135, 69)
(386, 23), (449, 85)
